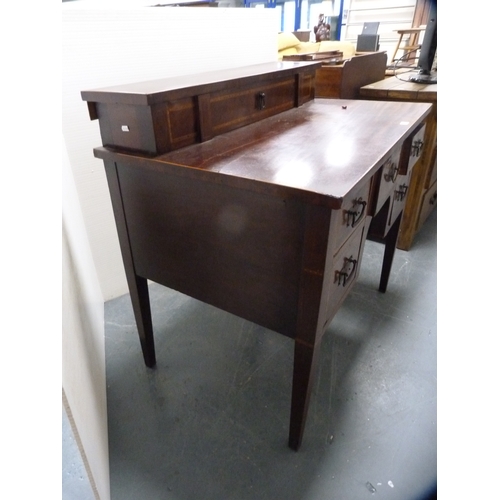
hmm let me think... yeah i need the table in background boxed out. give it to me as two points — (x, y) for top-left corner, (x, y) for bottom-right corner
(360, 73), (437, 251)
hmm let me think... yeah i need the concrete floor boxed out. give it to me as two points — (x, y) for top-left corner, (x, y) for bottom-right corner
(64, 208), (437, 500)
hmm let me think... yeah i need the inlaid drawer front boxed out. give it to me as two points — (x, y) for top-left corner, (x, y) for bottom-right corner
(322, 220), (367, 329)
(298, 72), (316, 103)
(209, 76), (297, 136)
(95, 98), (200, 156)
(162, 97), (199, 152)
(330, 179), (371, 251)
(399, 122), (426, 175)
(82, 62), (320, 156)
(374, 146), (402, 215)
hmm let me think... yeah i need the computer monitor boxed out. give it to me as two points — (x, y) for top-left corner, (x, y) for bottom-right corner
(362, 22), (379, 35)
(409, 0), (437, 84)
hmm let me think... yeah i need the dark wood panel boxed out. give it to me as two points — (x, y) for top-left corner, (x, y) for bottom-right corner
(82, 62), (321, 156)
(298, 73), (315, 105)
(117, 161), (307, 338)
(315, 52), (387, 99)
(163, 97), (198, 150)
(96, 102), (157, 155)
(210, 77), (296, 136)
(321, 219), (368, 330)
(81, 61), (322, 105)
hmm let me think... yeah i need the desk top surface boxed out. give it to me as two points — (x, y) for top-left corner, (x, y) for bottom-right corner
(360, 73), (437, 102)
(81, 61), (321, 106)
(95, 98), (431, 209)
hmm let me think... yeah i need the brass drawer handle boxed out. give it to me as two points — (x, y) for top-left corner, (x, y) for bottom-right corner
(384, 161), (399, 183)
(346, 198), (367, 228)
(411, 139), (424, 157)
(257, 92), (266, 110)
(336, 256), (357, 287)
(394, 183), (409, 202)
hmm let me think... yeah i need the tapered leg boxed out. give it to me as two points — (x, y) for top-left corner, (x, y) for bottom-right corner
(379, 212), (402, 293)
(128, 275), (156, 368)
(104, 160), (156, 368)
(289, 340), (320, 450)
(288, 204), (332, 450)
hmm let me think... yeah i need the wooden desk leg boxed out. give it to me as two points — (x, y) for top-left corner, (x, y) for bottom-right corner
(288, 204), (331, 450)
(289, 340), (320, 451)
(378, 212), (402, 293)
(104, 160), (156, 368)
(128, 275), (156, 368)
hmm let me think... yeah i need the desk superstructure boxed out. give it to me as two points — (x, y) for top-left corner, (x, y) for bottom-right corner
(82, 62), (431, 450)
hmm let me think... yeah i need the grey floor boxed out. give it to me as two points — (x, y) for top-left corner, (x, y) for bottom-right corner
(65, 208), (437, 500)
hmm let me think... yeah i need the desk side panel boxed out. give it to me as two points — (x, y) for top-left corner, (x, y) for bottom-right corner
(116, 161), (306, 337)
(339, 52), (387, 99)
(316, 52), (387, 99)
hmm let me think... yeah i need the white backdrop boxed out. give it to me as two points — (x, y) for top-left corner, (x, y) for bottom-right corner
(62, 5), (278, 498)
(62, 4), (278, 301)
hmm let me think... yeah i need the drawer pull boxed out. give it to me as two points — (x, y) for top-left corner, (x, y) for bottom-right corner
(384, 161), (399, 183)
(346, 198), (367, 228)
(394, 183), (409, 202)
(336, 256), (357, 287)
(411, 139), (424, 157)
(257, 92), (266, 110)
(121, 125), (130, 132)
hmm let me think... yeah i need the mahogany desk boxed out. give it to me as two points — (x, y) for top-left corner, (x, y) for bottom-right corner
(83, 64), (431, 450)
(360, 73), (437, 250)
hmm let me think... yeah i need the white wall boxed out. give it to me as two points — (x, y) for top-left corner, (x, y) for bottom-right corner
(62, 4), (278, 498)
(342, 0), (417, 58)
(62, 4), (279, 301)
(62, 136), (109, 499)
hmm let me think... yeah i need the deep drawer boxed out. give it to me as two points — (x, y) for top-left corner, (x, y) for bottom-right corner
(329, 178), (371, 252)
(208, 75), (298, 137)
(372, 145), (402, 216)
(389, 172), (412, 227)
(321, 219), (368, 329)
